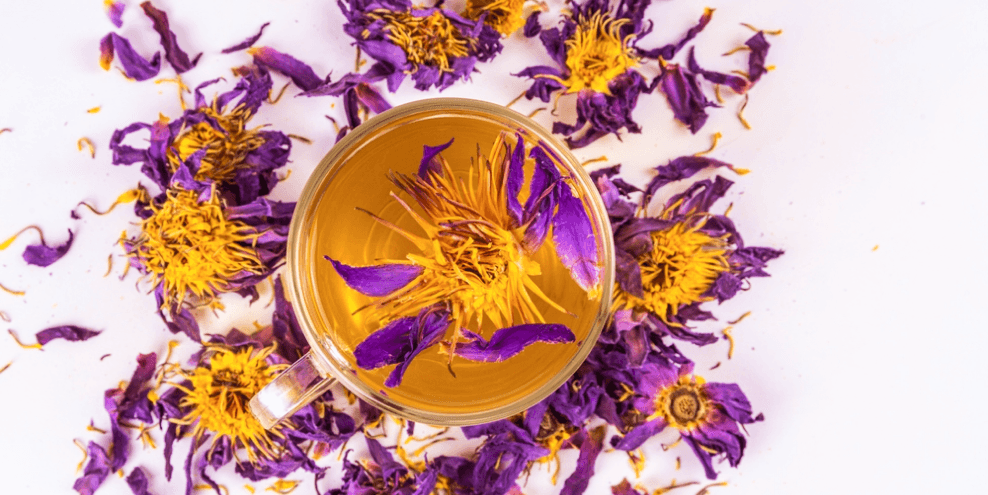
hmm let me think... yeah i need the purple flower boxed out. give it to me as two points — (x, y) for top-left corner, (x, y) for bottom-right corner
(613, 361), (763, 480)
(326, 133), (602, 385)
(515, 0), (657, 147)
(22, 228), (74, 267)
(110, 65), (289, 205)
(140, 1), (201, 73)
(339, 0), (503, 91)
(602, 156), (782, 344)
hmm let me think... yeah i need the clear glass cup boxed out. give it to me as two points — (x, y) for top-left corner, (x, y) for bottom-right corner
(249, 98), (615, 428)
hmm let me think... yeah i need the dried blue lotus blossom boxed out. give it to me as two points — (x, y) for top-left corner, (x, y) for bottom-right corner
(596, 158), (782, 345)
(613, 361), (762, 480)
(326, 133), (602, 386)
(339, 0), (503, 91)
(110, 64), (289, 205)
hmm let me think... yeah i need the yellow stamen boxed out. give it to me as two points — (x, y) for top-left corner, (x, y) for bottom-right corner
(87, 106), (102, 114)
(166, 104), (268, 183)
(407, 427), (449, 443)
(367, 9), (473, 73)
(722, 46), (751, 56)
(0, 311), (9, 322)
(465, 0), (526, 35)
(195, 484), (229, 495)
(126, 185), (266, 311)
(551, 11), (639, 94)
(738, 94), (751, 129)
(581, 155), (608, 166)
(0, 282), (26, 297)
(8, 329), (42, 350)
(713, 84), (724, 104)
(653, 480), (697, 494)
(527, 107), (546, 118)
(245, 485), (256, 494)
(287, 134), (311, 144)
(173, 345), (287, 464)
(87, 423), (108, 434)
(613, 219), (731, 323)
(1, 225), (45, 251)
(104, 255), (114, 277)
(741, 23), (782, 35)
(505, 90), (527, 109)
(155, 76), (190, 110)
(0, 361), (11, 375)
(74, 439), (88, 473)
(661, 436), (682, 451)
(696, 481), (729, 495)
(77, 187), (147, 216)
(722, 326), (735, 359)
(266, 479), (300, 494)
(0, 127), (11, 135)
(675, 457), (681, 470)
(267, 82), (291, 105)
(628, 450), (645, 477)
(694, 132), (722, 156)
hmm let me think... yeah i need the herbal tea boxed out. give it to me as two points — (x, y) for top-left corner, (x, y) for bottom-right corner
(305, 111), (606, 415)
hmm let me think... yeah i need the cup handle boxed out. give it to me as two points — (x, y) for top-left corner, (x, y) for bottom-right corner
(249, 351), (337, 429)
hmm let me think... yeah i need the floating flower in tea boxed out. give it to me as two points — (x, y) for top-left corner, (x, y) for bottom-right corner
(325, 132), (602, 386)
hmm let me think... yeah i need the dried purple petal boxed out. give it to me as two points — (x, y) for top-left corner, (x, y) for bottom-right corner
(324, 256), (424, 297)
(687, 47), (750, 94)
(453, 323), (575, 362)
(472, 433), (548, 494)
(140, 1), (201, 73)
(105, 0), (125, 28)
(418, 138), (455, 179)
(99, 33), (162, 81)
(560, 426), (606, 495)
(73, 442), (113, 495)
(35, 325), (101, 346)
(125, 468), (152, 495)
(22, 229), (74, 267)
(221, 22), (270, 53)
(637, 8), (713, 61)
(552, 182), (601, 292)
(248, 46), (324, 91)
(521, 145), (561, 251)
(523, 11), (542, 37)
(643, 155), (735, 204)
(352, 306), (449, 387)
(656, 62), (715, 134)
(745, 31), (772, 84)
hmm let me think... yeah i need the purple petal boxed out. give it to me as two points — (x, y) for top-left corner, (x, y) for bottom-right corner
(105, 1), (125, 28)
(23, 229), (74, 267)
(552, 182), (601, 292)
(614, 249), (644, 299)
(99, 33), (162, 81)
(522, 145), (561, 251)
(418, 138), (454, 179)
(523, 11), (542, 38)
(140, 1), (201, 73)
(745, 31), (772, 84)
(704, 382), (761, 424)
(643, 155), (736, 204)
(73, 442), (113, 495)
(687, 47), (751, 94)
(35, 324), (101, 346)
(560, 426), (606, 495)
(125, 468), (151, 495)
(355, 82), (392, 113)
(656, 63), (714, 134)
(352, 307), (449, 387)
(248, 46), (324, 91)
(638, 8), (713, 60)
(453, 323), (575, 362)
(324, 256), (423, 297)
(221, 22), (270, 53)
(613, 417), (667, 451)
(365, 437), (408, 481)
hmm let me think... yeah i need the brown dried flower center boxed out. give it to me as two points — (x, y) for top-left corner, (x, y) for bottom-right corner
(668, 388), (701, 423)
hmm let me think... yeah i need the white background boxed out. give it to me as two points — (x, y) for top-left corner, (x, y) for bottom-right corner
(1, 0), (986, 493)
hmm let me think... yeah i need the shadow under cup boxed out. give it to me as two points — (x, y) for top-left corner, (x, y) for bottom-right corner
(252, 98), (614, 428)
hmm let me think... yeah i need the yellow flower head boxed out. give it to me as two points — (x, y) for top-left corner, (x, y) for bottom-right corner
(366, 9), (473, 73)
(649, 373), (710, 431)
(166, 103), (268, 183)
(367, 133), (567, 343)
(173, 345), (288, 462)
(465, 0), (527, 36)
(560, 11), (640, 94)
(613, 216), (731, 323)
(126, 185), (265, 311)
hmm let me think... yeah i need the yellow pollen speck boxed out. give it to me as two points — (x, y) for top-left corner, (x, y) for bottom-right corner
(266, 479), (300, 494)
(368, 9), (473, 73)
(554, 12), (639, 94)
(872, 244), (879, 251)
(465, 0), (526, 35)
(126, 185), (266, 312)
(613, 219), (731, 323)
(87, 106), (101, 114)
(174, 345), (287, 464)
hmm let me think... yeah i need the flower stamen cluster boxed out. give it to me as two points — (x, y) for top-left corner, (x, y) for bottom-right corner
(366, 9), (473, 73)
(649, 374), (709, 430)
(465, 0), (526, 36)
(561, 11), (639, 94)
(166, 105), (267, 183)
(126, 186), (265, 311)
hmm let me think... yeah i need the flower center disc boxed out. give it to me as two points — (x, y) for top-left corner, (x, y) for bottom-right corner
(370, 10), (472, 72)
(563, 12), (639, 94)
(668, 388), (702, 424)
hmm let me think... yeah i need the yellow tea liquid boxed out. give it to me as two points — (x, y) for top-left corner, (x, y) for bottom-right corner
(304, 113), (604, 415)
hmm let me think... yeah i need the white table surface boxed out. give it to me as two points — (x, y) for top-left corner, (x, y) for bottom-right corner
(1, 0), (986, 493)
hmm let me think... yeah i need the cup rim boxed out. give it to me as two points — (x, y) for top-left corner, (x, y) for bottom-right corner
(285, 97), (615, 426)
